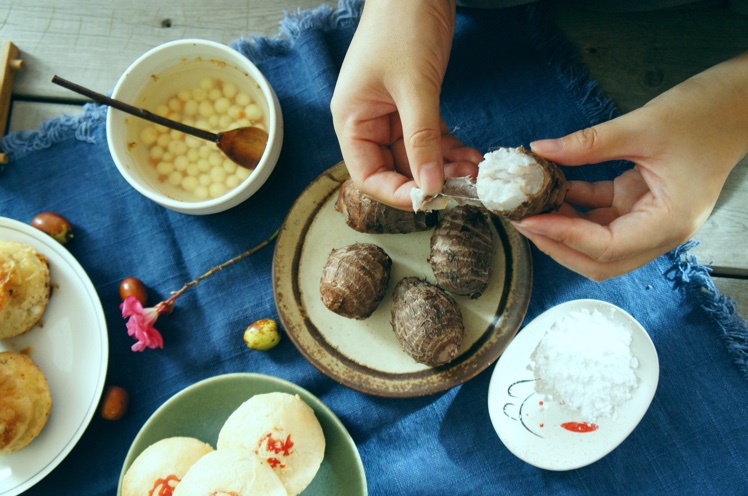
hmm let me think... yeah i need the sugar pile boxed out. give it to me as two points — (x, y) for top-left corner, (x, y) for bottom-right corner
(529, 308), (639, 421)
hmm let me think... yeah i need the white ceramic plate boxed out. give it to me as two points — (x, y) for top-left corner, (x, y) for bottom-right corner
(118, 373), (367, 495)
(0, 216), (108, 495)
(487, 299), (659, 471)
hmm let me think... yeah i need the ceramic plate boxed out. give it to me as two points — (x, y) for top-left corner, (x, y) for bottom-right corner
(118, 373), (366, 495)
(487, 299), (659, 471)
(273, 162), (532, 397)
(0, 216), (108, 495)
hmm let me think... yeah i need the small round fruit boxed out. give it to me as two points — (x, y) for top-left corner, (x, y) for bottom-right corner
(243, 319), (280, 351)
(120, 277), (148, 305)
(31, 212), (74, 244)
(101, 385), (129, 420)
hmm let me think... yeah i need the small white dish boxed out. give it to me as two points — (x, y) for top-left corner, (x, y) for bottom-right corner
(487, 299), (659, 471)
(0, 217), (108, 495)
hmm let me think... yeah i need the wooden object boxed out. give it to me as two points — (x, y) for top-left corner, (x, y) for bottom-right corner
(1, 41), (24, 164)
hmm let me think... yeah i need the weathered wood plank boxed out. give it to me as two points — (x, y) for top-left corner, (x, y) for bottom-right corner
(0, 0), (334, 99)
(8, 100), (82, 133)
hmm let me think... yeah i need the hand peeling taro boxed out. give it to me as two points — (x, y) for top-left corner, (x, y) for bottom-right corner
(412, 146), (567, 221)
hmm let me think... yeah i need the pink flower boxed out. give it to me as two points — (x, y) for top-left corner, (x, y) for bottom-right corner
(120, 296), (166, 352)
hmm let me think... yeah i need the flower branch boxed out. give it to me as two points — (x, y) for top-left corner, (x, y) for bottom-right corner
(120, 229), (279, 352)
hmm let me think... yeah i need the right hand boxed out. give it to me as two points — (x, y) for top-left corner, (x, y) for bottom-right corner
(330, 0), (483, 209)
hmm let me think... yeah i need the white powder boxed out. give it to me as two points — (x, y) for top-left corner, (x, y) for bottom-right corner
(529, 308), (639, 421)
(476, 147), (544, 212)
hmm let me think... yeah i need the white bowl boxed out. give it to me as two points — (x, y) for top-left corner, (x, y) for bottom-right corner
(487, 299), (659, 471)
(106, 39), (283, 215)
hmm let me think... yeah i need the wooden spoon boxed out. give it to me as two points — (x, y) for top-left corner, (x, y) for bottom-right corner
(51, 75), (269, 170)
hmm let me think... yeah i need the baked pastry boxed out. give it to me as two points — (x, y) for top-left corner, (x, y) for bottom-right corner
(172, 448), (287, 496)
(0, 241), (51, 339)
(217, 392), (325, 496)
(121, 436), (214, 496)
(0, 351), (53, 455)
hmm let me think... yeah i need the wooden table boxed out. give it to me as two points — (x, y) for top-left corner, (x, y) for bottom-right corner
(2, 0), (746, 316)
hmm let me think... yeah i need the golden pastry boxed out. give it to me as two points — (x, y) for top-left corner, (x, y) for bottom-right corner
(0, 241), (51, 339)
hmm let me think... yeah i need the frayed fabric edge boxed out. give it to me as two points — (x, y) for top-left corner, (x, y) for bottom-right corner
(525, 4), (628, 176)
(526, 4), (619, 127)
(230, 0), (363, 63)
(1, 103), (107, 162)
(666, 241), (748, 381)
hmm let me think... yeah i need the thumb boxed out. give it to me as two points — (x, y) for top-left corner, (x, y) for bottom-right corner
(530, 116), (638, 166)
(397, 93), (445, 195)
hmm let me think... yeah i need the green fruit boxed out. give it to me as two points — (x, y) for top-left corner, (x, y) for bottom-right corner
(243, 318), (280, 351)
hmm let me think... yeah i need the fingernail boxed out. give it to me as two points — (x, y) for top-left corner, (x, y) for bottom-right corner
(419, 162), (443, 195)
(512, 219), (538, 234)
(530, 138), (563, 154)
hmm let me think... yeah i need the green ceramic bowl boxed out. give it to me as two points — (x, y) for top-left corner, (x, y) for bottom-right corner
(118, 373), (367, 495)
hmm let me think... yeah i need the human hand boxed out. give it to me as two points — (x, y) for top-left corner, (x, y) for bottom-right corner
(330, 0), (483, 209)
(513, 53), (748, 281)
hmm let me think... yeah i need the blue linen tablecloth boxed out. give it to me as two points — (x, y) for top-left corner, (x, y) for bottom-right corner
(2, 1), (747, 494)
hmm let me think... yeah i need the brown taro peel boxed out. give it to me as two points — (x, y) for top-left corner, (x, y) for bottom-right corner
(391, 277), (465, 367)
(429, 205), (493, 299)
(336, 179), (437, 233)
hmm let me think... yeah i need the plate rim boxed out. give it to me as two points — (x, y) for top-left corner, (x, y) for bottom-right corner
(0, 216), (109, 496)
(117, 372), (367, 495)
(486, 298), (660, 471)
(272, 162), (533, 398)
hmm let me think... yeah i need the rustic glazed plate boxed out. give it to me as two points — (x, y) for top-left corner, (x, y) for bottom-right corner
(118, 373), (366, 495)
(487, 299), (659, 471)
(273, 162), (532, 397)
(0, 217), (108, 496)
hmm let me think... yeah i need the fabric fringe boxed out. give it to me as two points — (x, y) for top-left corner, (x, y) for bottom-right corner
(666, 241), (748, 380)
(526, 4), (619, 127)
(1, 102), (107, 162)
(230, 0), (363, 63)
(525, 4), (628, 176)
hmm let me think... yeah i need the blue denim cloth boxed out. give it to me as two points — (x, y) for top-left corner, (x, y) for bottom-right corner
(2, 2), (746, 495)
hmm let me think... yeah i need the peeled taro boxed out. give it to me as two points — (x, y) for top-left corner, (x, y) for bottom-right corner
(410, 146), (567, 221)
(476, 146), (566, 221)
(336, 179), (437, 233)
(429, 205), (493, 299)
(391, 277), (464, 367)
(320, 243), (392, 320)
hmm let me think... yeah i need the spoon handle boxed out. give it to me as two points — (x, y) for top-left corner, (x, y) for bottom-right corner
(51, 75), (218, 143)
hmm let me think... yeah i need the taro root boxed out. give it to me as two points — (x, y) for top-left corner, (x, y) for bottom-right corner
(391, 277), (464, 367)
(476, 146), (567, 221)
(320, 243), (392, 319)
(429, 205), (493, 299)
(335, 179), (437, 233)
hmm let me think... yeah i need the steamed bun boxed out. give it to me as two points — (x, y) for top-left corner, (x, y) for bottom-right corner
(121, 436), (213, 496)
(173, 448), (287, 496)
(217, 392), (325, 496)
